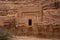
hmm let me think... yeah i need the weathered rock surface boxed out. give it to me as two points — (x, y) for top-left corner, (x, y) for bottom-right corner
(0, 0), (60, 38)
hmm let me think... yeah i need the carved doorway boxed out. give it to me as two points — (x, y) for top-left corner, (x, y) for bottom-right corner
(28, 19), (32, 26)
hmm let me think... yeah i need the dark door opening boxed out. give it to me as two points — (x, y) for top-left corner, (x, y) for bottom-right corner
(28, 19), (32, 26)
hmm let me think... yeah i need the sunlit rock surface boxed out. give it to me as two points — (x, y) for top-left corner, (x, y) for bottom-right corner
(0, 0), (60, 39)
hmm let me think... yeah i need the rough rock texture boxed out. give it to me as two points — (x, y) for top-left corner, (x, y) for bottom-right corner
(0, 0), (60, 38)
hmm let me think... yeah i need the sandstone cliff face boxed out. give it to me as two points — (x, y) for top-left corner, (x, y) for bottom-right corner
(0, 0), (59, 26)
(0, 0), (60, 38)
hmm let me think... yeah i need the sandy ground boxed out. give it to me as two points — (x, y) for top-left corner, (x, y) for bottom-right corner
(10, 36), (60, 40)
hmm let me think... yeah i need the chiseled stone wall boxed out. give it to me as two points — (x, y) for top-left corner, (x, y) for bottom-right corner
(0, 0), (59, 26)
(0, 0), (60, 38)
